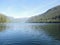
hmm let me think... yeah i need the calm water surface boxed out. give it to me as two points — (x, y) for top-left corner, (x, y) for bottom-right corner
(0, 23), (60, 45)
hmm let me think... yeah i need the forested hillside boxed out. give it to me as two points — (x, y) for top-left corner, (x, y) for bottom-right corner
(27, 5), (60, 23)
(0, 13), (11, 23)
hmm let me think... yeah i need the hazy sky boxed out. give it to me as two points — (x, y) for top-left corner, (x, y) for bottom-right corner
(0, 0), (60, 18)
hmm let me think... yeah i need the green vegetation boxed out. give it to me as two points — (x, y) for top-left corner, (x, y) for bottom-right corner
(0, 13), (11, 23)
(27, 5), (60, 23)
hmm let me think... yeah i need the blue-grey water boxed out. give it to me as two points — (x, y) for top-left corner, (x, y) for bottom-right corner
(0, 23), (60, 45)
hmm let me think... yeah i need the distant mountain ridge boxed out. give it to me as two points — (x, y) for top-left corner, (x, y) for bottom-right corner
(0, 13), (28, 23)
(13, 18), (28, 23)
(27, 5), (60, 23)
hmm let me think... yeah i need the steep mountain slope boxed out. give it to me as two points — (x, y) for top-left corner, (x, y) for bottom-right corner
(27, 5), (60, 23)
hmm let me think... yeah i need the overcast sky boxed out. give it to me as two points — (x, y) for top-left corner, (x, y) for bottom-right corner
(0, 0), (60, 18)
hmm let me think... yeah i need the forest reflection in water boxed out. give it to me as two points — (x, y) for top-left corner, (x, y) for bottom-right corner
(0, 23), (60, 40)
(30, 23), (60, 40)
(0, 23), (8, 32)
(0, 23), (60, 45)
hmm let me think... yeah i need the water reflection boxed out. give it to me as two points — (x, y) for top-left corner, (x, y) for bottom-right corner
(0, 23), (60, 45)
(30, 23), (60, 40)
(0, 24), (7, 32)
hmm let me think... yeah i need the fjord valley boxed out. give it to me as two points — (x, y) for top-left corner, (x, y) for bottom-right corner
(0, 5), (60, 23)
(0, 0), (60, 45)
(0, 5), (60, 45)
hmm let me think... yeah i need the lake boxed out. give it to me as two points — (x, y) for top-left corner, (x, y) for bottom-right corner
(0, 23), (60, 45)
